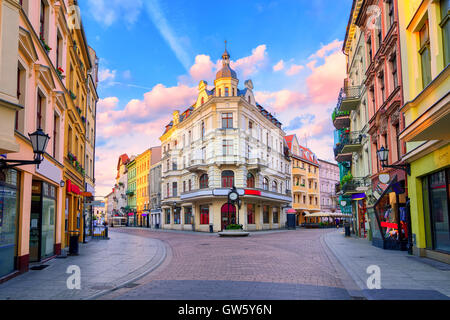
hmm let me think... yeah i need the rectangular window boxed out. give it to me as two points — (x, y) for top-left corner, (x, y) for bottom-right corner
(39, 0), (46, 40)
(173, 208), (180, 224)
(165, 208), (170, 224)
(427, 169), (450, 252)
(200, 205), (209, 225)
(222, 139), (233, 156)
(367, 37), (372, 63)
(263, 206), (269, 224)
(53, 113), (59, 158)
(222, 113), (233, 128)
(273, 208), (279, 224)
(391, 54), (398, 89)
(37, 92), (43, 129)
(441, 0), (450, 66)
(419, 21), (432, 88)
(188, 179), (192, 191)
(172, 182), (177, 197)
(183, 181), (186, 193)
(387, 0), (394, 30)
(379, 73), (385, 104)
(247, 204), (255, 224)
(184, 207), (192, 225)
(225, 87), (229, 97)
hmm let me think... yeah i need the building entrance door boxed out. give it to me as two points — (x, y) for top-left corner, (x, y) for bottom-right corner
(221, 203), (236, 230)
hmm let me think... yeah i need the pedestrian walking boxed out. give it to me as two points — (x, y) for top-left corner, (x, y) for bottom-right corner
(336, 218), (340, 229)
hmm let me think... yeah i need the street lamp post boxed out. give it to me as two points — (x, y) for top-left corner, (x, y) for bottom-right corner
(0, 128), (50, 170)
(376, 146), (410, 175)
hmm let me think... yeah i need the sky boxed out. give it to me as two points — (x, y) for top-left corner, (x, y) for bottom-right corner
(78, 0), (354, 197)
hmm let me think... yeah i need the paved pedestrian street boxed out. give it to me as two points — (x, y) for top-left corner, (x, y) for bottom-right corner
(1, 227), (449, 300)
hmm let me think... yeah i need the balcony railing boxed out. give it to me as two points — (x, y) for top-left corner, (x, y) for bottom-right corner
(340, 131), (364, 154)
(342, 177), (371, 195)
(336, 85), (362, 112)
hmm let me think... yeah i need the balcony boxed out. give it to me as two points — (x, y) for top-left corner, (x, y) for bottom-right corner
(186, 159), (207, 172)
(332, 108), (351, 130)
(247, 157), (267, 171)
(341, 177), (371, 195)
(334, 144), (352, 163)
(340, 131), (364, 154)
(336, 85), (362, 112)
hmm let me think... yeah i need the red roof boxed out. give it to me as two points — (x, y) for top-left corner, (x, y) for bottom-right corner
(283, 135), (318, 165)
(117, 154), (130, 172)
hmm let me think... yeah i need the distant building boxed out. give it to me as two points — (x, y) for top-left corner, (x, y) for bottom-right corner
(149, 147), (162, 228)
(284, 134), (320, 226)
(318, 159), (340, 213)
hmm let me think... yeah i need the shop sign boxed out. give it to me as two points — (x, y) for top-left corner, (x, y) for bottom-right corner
(245, 189), (261, 196)
(66, 180), (81, 195)
(36, 158), (62, 184)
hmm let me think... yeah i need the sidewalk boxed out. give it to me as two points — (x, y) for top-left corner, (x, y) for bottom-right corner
(0, 230), (166, 300)
(324, 230), (450, 300)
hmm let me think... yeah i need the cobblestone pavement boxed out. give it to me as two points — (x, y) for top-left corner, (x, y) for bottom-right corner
(99, 228), (354, 300)
(0, 231), (165, 300)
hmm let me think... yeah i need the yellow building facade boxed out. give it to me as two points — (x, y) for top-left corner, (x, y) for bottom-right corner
(136, 149), (150, 227)
(62, 5), (92, 248)
(284, 134), (321, 225)
(398, 0), (450, 263)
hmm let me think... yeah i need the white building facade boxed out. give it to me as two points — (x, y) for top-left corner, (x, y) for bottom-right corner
(160, 48), (292, 232)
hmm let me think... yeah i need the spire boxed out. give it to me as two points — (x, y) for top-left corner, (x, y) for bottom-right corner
(222, 40), (230, 66)
(216, 41), (237, 80)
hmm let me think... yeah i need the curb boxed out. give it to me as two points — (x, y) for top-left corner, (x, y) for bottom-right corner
(320, 231), (369, 300)
(85, 236), (168, 300)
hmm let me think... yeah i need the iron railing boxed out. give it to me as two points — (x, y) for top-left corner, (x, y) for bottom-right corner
(336, 85), (362, 110)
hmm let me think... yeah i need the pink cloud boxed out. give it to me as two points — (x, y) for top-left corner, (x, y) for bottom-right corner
(255, 90), (306, 113)
(189, 54), (215, 82)
(285, 64), (304, 76)
(306, 50), (346, 104)
(273, 60), (284, 72)
(308, 39), (343, 59)
(230, 44), (268, 78)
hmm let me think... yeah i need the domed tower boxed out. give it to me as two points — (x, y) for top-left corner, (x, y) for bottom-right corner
(214, 41), (239, 97)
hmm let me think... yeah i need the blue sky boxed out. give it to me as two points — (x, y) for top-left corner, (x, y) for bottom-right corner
(78, 0), (353, 196)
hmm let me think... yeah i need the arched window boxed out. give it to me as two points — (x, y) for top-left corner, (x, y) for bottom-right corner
(272, 180), (278, 193)
(222, 170), (234, 188)
(263, 177), (269, 190)
(248, 95), (251, 103)
(246, 173), (255, 188)
(201, 121), (205, 138)
(199, 174), (209, 189)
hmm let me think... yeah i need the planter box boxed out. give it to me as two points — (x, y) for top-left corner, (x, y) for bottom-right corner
(218, 230), (250, 237)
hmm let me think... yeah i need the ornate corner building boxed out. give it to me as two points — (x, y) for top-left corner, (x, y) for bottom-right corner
(159, 48), (292, 232)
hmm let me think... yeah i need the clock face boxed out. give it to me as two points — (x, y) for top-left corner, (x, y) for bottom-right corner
(229, 192), (238, 201)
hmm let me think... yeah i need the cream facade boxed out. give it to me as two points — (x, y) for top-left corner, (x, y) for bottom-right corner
(160, 48), (291, 232)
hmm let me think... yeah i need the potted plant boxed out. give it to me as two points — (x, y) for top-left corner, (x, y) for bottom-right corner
(40, 36), (52, 52)
(56, 67), (65, 78)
